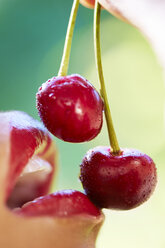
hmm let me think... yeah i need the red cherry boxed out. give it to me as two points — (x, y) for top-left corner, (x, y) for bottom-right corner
(36, 74), (103, 143)
(80, 146), (157, 210)
(15, 190), (101, 217)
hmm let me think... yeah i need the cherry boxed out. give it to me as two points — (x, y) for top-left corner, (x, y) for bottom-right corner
(79, 1), (157, 211)
(36, 74), (103, 142)
(36, 0), (103, 142)
(80, 147), (157, 210)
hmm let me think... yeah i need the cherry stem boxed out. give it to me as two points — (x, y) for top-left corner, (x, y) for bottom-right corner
(94, 1), (120, 155)
(58, 0), (79, 77)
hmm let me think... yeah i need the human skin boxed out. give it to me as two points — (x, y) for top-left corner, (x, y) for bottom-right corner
(80, 0), (165, 70)
(0, 111), (104, 248)
(80, 0), (95, 8)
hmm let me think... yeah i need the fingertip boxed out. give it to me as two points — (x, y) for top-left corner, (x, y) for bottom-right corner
(80, 0), (95, 9)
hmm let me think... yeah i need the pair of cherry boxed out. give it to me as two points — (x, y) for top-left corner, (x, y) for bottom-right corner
(36, 0), (157, 210)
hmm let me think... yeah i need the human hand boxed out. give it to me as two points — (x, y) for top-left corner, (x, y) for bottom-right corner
(80, 0), (165, 69)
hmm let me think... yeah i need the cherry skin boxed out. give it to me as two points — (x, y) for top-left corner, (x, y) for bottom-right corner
(36, 74), (103, 143)
(80, 146), (157, 210)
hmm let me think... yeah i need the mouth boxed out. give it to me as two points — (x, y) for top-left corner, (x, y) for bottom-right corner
(4, 111), (101, 218)
(6, 155), (53, 210)
(6, 153), (101, 218)
(0, 111), (104, 248)
(3, 110), (55, 216)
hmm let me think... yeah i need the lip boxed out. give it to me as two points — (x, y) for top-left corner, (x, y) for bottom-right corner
(7, 155), (54, 209)
(4, 111), (56, 211)
(0, 111), (104, 248)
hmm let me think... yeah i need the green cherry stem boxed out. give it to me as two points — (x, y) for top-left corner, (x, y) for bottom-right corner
(94, 0), (120, 154)
(58, 0), (79, 77)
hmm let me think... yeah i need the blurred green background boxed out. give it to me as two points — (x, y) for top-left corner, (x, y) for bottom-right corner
(0, 0), (165, 247)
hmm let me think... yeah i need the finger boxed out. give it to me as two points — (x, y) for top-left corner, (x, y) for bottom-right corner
(80, 0), (95, 8)
(80, 0), (128, 22)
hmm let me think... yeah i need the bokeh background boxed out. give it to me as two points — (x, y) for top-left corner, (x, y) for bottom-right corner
(0, 0), (165, 247)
